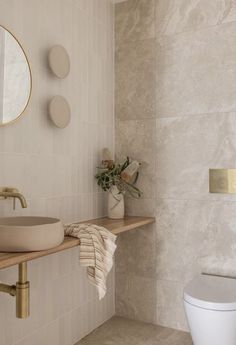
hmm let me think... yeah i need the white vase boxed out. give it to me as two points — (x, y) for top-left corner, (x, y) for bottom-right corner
(108, 185), (124, 219)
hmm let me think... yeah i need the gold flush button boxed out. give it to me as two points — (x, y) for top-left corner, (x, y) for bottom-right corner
(209, 169), (236, 194)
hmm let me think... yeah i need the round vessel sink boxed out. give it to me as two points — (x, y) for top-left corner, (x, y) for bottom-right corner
(0, 217), (64, 252)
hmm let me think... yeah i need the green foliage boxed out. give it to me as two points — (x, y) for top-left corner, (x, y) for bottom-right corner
(95, 157), (142, 199)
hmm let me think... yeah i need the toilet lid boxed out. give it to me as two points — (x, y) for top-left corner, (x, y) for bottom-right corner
(184, 275), (236, 311)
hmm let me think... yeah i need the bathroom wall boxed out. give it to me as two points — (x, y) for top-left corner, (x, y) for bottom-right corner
(0, 1), (115, 344)
(115, 0), (158, 326)
(115, 0), (236, 331)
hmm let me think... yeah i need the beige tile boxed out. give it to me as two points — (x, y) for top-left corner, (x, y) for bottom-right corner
(125, 197), (156, 217)
(115, 0), (155, 42)
(116, 273), (158, 324)
(197, 200), (236, 277)
(116, 119), (156, 199)
(155, 198), (213, 283)
(157, 198), (236, 267)
(221, 0), (236, 24)
(156, 113), (236, 200)
(157, 22), (236, 117)
(115, 0), (236, 336)
(155, 197), (236, 329)
(156, 0), (231, 36)
(156, 280), (189, 331)
(116, 39), (156, 120)
(116, 224), (157, 277)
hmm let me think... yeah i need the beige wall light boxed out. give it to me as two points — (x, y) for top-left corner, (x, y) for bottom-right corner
(48, 95), (71, 129)
(48, 45), (70, 79)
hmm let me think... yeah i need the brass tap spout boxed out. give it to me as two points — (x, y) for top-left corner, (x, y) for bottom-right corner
(0, 187), (27, 208)
(1, 192), (27, 208)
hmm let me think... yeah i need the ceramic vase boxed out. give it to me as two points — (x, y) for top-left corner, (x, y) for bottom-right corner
(108, 185), (124, 219)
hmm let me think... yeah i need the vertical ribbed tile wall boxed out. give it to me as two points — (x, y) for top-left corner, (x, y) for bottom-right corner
(0, 0), (115, 344)
(115, 0), (236, 331)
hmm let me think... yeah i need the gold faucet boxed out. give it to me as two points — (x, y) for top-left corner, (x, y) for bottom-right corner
(0, 187), (27, 209)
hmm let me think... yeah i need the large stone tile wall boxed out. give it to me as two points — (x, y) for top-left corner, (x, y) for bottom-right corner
(115, 0), (236, 331)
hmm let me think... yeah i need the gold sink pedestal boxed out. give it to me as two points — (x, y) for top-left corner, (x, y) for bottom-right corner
(0, 262), (29, 318)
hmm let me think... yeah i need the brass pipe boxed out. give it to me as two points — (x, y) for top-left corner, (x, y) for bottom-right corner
(0, 262), (30, 319)
(16, 262), (30, 319)
(0, 283), (16, 296)
(19, 262), (27, 282)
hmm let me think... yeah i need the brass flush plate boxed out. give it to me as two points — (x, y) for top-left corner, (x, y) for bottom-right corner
(209, 169), (236, 193)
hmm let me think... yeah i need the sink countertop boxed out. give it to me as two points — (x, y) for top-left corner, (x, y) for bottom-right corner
(0, 216), (155, 269)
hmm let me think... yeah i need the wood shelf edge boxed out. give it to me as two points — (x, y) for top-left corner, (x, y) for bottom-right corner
(0, 216), (155, 270)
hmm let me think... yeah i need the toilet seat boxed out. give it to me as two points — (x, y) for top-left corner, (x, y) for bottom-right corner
(184, 275), (236, 311)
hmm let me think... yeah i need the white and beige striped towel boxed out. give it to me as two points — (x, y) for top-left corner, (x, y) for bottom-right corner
(64, 223), (117, 300)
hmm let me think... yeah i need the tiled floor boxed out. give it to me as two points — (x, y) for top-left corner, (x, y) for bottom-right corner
(76, 316), (193, 345)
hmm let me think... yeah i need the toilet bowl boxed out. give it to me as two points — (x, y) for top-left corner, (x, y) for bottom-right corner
(184, 275), (236, 345)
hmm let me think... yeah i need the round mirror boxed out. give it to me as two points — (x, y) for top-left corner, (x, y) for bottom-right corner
(0, 25), (32, 126)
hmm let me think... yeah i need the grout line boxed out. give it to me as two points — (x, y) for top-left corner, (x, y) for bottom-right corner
(115, 13), (236, 46)
(156, 110), (236, 120)
(156, 196), (236, 204)
(116, 117), (156, 122)
(115, 36), (156, 50)
(156, 18), (236, 40)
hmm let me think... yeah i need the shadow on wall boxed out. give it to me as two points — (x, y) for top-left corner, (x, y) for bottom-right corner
(115, 224), (158, 324)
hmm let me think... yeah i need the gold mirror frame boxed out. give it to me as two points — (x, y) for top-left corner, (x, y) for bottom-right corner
(0, 25), (32, 127)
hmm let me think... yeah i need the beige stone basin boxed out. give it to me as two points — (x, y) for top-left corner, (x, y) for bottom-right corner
(0, 217), (64, 252)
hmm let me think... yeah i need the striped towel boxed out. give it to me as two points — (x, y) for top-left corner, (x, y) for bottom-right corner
(64, 223), (117, 300)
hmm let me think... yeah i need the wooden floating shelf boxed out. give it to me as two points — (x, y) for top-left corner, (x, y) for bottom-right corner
(0, 216), (155, 270)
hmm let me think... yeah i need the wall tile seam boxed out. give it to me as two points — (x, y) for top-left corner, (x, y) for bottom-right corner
(112, 0), (116, 153)
(115, 35), (156, 46)
(115, 118), (157, 123)
(80, 119), (115, 126)
(115, 107), (157, 120)
(155, 197), (236, 204)
(125, 197), (156, 202)
(115, 10), (236, 44)
(155, 19), (236, 41)
(115, 116), (157, 121)
(115, 272), (160, 282)
(115, 271), (158, 280)
(155, 278), (187, 286)
(156, 111), (236, 120)
(116, 275), (186, 287)
(153, 0), (158, 43)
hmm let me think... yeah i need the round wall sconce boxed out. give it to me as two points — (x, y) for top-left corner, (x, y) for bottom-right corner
(48, 95), (71, 129)
(48, 45), (70, 79)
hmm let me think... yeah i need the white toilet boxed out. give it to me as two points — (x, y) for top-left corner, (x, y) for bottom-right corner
(184, 274), (236, 345)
